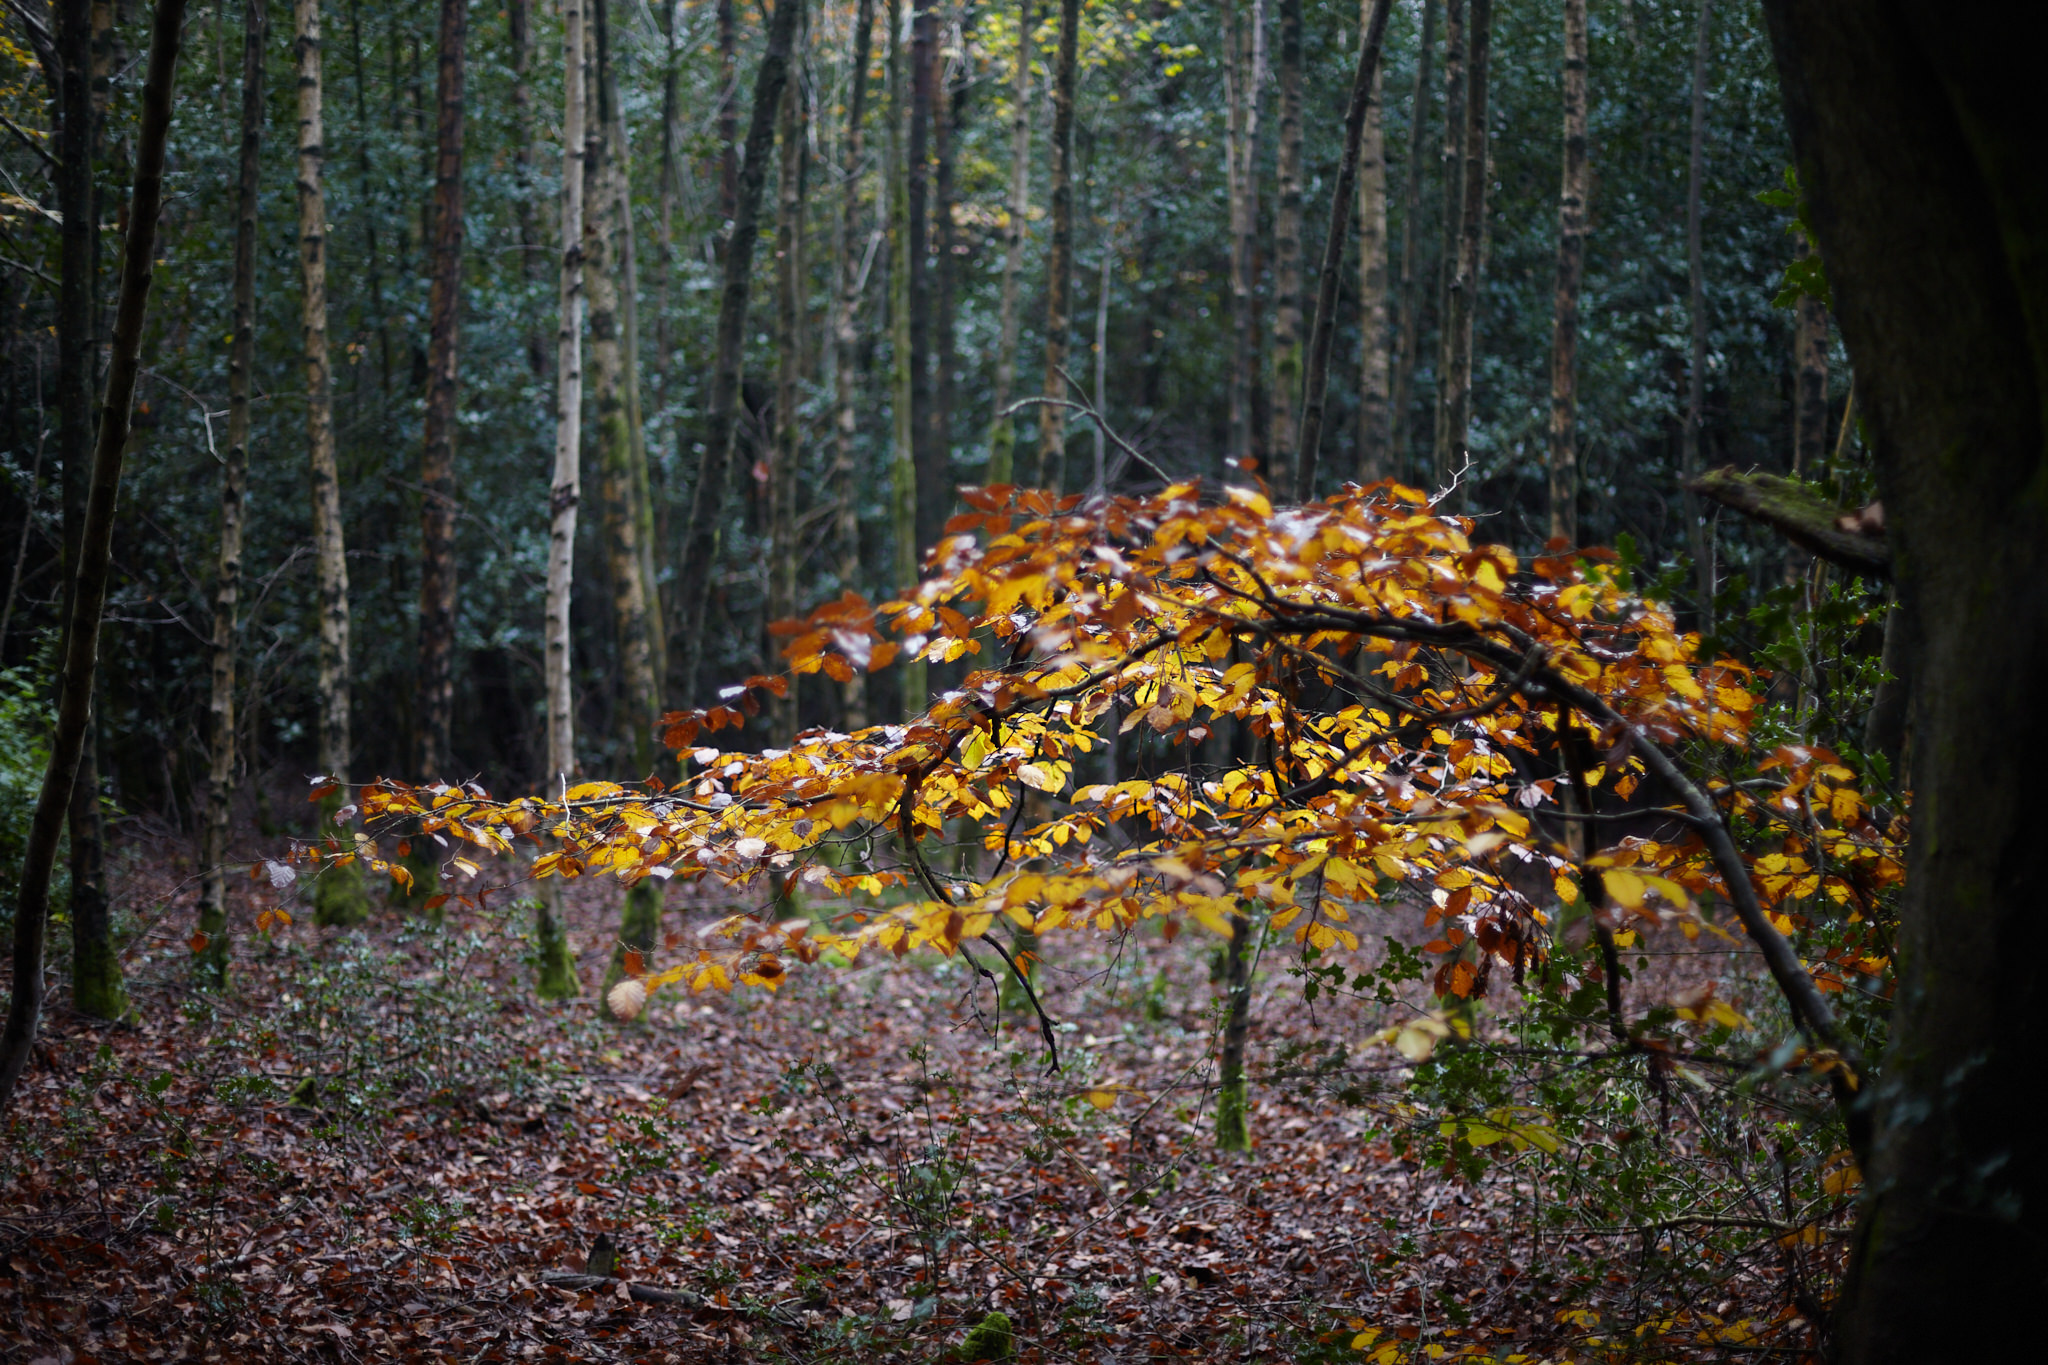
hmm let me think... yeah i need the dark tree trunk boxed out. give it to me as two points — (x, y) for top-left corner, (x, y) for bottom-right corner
(417, 0), (467, 778)
(829, 0), (875, 727)
(1760, 5), (2048, 1357)
(717, 0), (738, 224)
(930, 10), (964, 522)
(50, 0), (122, 1021)
(1034, 0), (1079, 488)
(1546, 0), (1589, 544)
(1, 0), (186, 1114)
(1427, 0), (1465, 486)
(674, 0), (805, 705)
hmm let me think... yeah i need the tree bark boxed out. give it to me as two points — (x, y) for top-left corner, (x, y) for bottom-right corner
(1386, 0), (1436, 477)
(417, 0), (467, 779)
(886, 0), (926, 713)
(1215, 905), (1256, 1150)
(931, 10), (964, 521)
(587, 0), (658, 774)
(1682, 0), (1713, 615)
(1223, 0), (1265, 475)
(1294, 0), (1394, 498)
(908, 0), (941, 553)
(1354, 55), (1389, 482)
(547, 0), (589, 791)
(297, 0), (367, 925)
(197, 0), (266, 989)
(769, 26), (806, 747)
(717, 0), (738, 225)
(1267, 0), (1302, 491)
(1430, 0), (1488, 497)
(1546, 0), (1588, 545)
(673, 0), (804, 706)
(987, 0), (1031, 484)
(1758, 5), (2047, 1356)
(1033, 0), (1079, 489)
(49, 0), (121, 1020)
(0, 0), (185, 1116)
(830, 0), (875, 728)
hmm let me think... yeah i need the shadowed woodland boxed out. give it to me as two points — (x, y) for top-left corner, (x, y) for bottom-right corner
(0, 0), (2039, 1361)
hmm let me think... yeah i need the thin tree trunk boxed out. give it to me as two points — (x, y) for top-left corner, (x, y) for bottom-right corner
(1215, 904), (1256, 1150)
(1294, 0), (1394, 497)
(1223, 0), (1265, 474)
(538, 0), (590, 1002)
(50, 0), (121, 1021)
(1427, 0), (1465, 486)
(769, 27), (806, 747)
(717, 0), (738, 224)
(656, 0), (679, 386)
(587, 0), (657, 774)
(673, 0), (805, 706)
(1386, 0), (1436, 475)
(1355, 57), (1389, 481)
(1431, 0), (1487, 496)
(830, 0), (875, 728)
(297, 0), (367, 924)
(987, 0), (1031, 484)
(886, 0), (926, 713)
(1033, 0), (1079, 488)
(619, 105), (663, 716)
(0, 0), (185, 1116)
(1267, 0), (1302, 491)
(509, 0), (540, 298)
(417, 0), (466, 779)
(1792, 254), (1827, 476)
(930, 9), (962, 521)
(197, 0), (265, 988)
(1091, 229), (1111, 494)
(1682, 0), (1713, 615)
(547, 0), (589, 792)
(907, 1), (940, 554)
(1546, 0), (1589, 545)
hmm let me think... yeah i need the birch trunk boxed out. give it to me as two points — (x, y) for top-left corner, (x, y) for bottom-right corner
(198, 0), (266, 988)
(417, 0), (467, 779)
(1034, 0), (1079, 488)
(297, 0), (368, 924)
(1385, 0), (1436, 474)
(1267, 0), (1303, 489)
(1355, 57), (1389, 482)
(830, 0), (876, 728)
(0, 0), (186, 1116)
(987, 0), (1031, 484)
(930, 11), (962, 520)
(673, 0), (804, 705)
(1546, 0), (1589, 544)
(1294, 0), (1393, 495)
(546, 0), (588, 792)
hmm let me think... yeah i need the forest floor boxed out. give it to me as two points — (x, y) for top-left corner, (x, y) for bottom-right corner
(1, 817), (1766, 1364)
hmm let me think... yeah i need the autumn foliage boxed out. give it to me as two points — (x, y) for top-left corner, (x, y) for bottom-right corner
(292, 478), (1903, 1096)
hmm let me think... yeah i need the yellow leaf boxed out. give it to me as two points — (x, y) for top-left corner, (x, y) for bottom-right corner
(1602, 869), (1647, 908)
(1553, 873), (1579, 905)
(1016, 762), (1061, 792)
(1083, 1089), (1117, 1111)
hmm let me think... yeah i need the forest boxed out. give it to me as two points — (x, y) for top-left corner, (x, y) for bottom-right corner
(0, 0), (2036, 1360)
